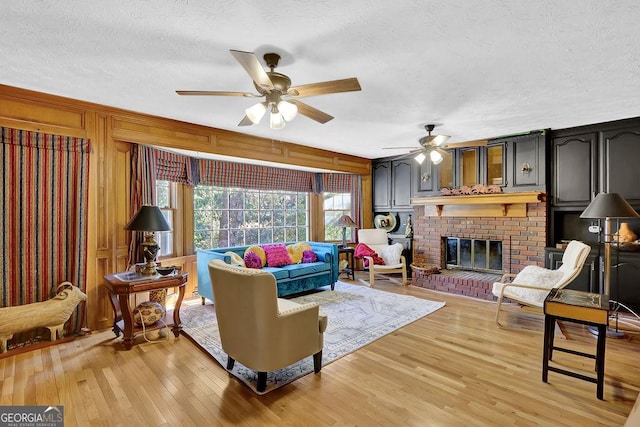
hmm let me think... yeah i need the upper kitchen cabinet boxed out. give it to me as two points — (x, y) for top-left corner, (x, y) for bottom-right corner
(601, 126), (640, 205)
(372, 158), (412, 211)
(551, 132), (597, 206)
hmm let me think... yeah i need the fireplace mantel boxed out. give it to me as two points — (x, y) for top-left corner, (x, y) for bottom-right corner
(411, 191), (545, 217)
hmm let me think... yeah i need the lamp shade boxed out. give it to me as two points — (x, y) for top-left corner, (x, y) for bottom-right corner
(125, 205), (172, 232)
(579, 193), (640, 219)
(335, 215), (357, 228)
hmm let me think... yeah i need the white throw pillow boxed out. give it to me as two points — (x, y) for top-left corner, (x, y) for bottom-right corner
(380, 243), (404, 266)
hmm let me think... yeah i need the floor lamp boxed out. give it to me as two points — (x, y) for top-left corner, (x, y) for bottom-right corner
(580, 192), (640, 337)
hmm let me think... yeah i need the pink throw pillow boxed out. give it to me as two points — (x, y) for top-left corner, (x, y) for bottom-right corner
(262, 244), (292, 267)
(244, 251), (262, 269)
(302, 249), (318, 263)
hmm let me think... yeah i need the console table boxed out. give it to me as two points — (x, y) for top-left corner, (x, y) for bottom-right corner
(104, 271), (188, 350)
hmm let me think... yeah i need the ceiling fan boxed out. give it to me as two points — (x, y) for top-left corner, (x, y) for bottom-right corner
(384, 124), (452, 165)
(176, 49), (362, 129)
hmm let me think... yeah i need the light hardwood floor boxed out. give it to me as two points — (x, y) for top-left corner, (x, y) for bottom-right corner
(1, 272), (639, 426)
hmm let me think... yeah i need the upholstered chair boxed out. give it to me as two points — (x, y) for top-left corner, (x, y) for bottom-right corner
(357, 228), (407, 287)
(207, 260), (328, 392)
(492, 240), (591, 330)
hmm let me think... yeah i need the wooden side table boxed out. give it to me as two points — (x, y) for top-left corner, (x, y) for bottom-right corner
(338, 246), (355, 280)
(543, 288), (609, 399)
(104, 271), (188, 350)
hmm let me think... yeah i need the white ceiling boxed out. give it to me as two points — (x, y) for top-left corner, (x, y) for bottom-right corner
(2, 1), (640, 160)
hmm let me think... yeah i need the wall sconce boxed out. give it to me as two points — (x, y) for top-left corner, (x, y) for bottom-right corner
(520, 162), (532, 175)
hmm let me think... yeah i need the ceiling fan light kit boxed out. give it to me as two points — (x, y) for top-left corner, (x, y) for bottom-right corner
(177, 49), (361, 130)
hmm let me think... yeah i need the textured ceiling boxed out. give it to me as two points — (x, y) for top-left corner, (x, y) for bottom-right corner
(2, 1), (640, 161)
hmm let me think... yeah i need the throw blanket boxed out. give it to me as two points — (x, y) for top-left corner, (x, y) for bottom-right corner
(354, 243), (384, 267)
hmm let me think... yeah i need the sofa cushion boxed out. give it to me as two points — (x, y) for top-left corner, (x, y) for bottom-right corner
(263, 243), (292, 267)
(244, 251), (263, 269)
(245, 245), (266, 266)
(302, 249), (318, 263)
(283, 262), (331, 278)
(287, 243), (305, 264)
(262, 267), (290, 280)
(224, 251), (245, 266)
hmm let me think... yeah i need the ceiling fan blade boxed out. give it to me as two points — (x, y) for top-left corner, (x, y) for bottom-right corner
(382, 146), (422, 150)
(289, 77), (361, 98)
(176, 90), (260, 97)
(238, 115), (254, 126)
(229, 49), (274, 91)
(289, 100), (334, 124)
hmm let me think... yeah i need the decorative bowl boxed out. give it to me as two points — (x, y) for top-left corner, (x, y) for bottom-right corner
(156, 266), (176, 276)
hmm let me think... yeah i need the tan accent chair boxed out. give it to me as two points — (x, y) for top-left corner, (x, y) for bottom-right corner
(208, 260), (328, 392)
(492, 240), (591, 329)
(357, 228), (408, 287)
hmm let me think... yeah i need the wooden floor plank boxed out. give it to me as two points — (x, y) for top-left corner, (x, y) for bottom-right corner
(1, 273), (639, 426)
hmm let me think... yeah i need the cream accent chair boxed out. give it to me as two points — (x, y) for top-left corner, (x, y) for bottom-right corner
(357, 228), (408, 287)
(208, 260), (328, 392)
(492, 240), (591, 329)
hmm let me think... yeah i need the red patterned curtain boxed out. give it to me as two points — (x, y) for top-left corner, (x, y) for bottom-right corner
(0, 126), (91, 336)
(198, 158), (315, 192)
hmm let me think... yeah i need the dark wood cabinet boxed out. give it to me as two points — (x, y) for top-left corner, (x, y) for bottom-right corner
(373, 161), (391, 210)
(611, 251), (640, 314)
(601, 126), (640, 205)
(391, 159), (412, 208)
(489, 131), (547, 191)
(412, 160), (436, 196)
(545, 247), (598, 293)
(373, 159), (413, 211)
(551, 132), (597, 206)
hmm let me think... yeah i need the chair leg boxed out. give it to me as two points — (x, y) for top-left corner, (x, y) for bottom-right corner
(369, 268), (375, 287)
(313, 350), (323, 373)
(495, 294), (505, 327)
(401, 266), (408, 286)
(257, 372), (267, 392)
(226, 356), (235, 370)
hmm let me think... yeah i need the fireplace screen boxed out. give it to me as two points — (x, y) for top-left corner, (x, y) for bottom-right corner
(446, 238), (503, 273)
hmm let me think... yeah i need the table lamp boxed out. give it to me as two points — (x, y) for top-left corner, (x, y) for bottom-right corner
(335, 215), (357, 248)
(125, 205), (172, 275)
(580, 192), (639, 336)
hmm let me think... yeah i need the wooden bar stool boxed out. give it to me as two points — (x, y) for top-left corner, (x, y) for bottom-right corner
(542, 288), (609, 400)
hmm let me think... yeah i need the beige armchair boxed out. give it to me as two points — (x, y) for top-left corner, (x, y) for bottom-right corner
(357, 228), (408, 287)
(207, 260), (328, 392)
(492, 240), (591, 328)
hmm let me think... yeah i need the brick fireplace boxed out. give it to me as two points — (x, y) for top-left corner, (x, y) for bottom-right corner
(410, 192), (547, 301)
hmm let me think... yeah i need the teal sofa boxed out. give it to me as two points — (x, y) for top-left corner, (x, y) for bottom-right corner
(196, 242), (339, 303)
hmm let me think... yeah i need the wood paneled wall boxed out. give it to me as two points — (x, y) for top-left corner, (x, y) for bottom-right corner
(0, 84), (373, 331)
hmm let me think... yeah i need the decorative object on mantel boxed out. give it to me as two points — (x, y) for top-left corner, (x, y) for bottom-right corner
(0, 282), (88, 353)
(440, 184), (502, 196)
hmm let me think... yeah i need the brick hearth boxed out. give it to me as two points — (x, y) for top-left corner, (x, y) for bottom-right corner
(410, 199), (547, 301)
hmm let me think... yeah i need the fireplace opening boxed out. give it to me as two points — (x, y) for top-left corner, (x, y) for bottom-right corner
(446, 237), (503, 273)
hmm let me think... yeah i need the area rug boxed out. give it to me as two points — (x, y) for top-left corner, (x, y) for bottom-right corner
(180, 282), (445, 394)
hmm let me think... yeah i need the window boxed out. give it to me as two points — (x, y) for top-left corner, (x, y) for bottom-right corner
(324, 192), (352, 241)
(155, 180), (174, 257)
(193, 186), (309, 250)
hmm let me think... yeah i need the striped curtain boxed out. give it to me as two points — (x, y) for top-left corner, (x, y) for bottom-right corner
(128, 145), (157, 266)
(0, 126), (91, 337)
(198, 158), (315, 192)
